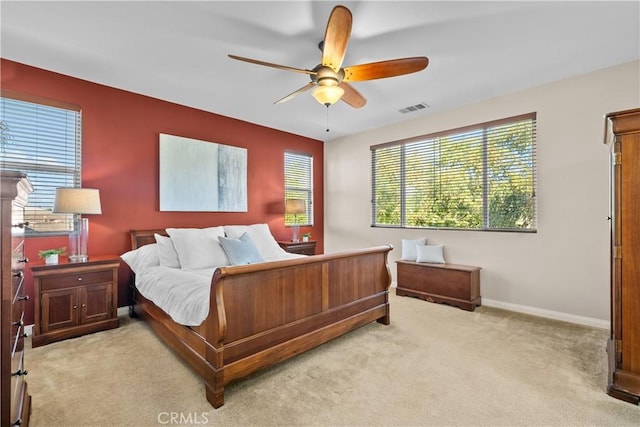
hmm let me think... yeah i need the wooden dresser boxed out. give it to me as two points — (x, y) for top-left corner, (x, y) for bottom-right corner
(1, 171), (33, 426)
(605, 108), (640, 404)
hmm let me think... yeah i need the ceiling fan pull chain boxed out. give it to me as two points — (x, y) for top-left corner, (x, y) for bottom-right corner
(326, 105), (330, 132)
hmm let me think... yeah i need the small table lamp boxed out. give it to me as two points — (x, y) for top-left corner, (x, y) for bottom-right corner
(285, 198), (305, 243)
(53, 188), (102, 262)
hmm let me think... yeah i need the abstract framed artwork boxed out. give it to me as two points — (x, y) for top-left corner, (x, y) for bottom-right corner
(159, 134), (247, 212)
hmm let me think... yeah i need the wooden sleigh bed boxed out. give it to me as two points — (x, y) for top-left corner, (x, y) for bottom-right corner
(128, 229), (393, 408)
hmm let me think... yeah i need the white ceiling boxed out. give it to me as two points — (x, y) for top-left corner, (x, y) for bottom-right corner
(2, 1), (639, 142)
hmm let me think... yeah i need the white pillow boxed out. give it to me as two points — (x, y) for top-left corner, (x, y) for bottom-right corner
(224, 223), (287, 261)
(401, 237), (427, 261)
(166, 227), (229, 270)
(120, 243), (160, 274)
(155, 233), (181, 268)
(416, 244), (446, 264)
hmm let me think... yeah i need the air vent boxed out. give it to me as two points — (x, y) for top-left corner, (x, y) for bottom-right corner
(398, 102), (430, 114)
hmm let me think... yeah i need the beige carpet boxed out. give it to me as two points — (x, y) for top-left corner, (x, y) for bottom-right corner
(26, 292), (639, 427)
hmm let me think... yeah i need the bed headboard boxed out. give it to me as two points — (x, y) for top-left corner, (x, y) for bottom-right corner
(130, 229), (168, 250)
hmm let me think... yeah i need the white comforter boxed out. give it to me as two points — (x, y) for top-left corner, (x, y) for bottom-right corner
(135, 266), (214, 326)
(135, 252), (305, 326)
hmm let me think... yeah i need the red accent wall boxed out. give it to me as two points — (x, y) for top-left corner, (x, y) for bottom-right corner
(1, 59), (324, 324)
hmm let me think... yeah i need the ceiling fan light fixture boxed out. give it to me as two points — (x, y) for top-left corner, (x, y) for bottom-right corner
(312, 85), (344, 106)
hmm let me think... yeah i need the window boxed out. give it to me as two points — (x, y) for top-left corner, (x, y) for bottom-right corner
(0, 93), (81, 234)
(284, 151), (313, 226)
(371, 113), (537, 232)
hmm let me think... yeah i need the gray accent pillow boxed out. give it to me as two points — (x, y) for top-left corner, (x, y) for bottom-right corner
(218, 232), (263, 265)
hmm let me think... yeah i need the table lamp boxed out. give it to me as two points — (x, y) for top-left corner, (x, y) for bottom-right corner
(53, 188), (102, 262)
(285, 198), (305, 243)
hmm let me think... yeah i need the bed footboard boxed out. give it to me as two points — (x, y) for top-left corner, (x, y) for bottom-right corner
(205, 245), (392, 407)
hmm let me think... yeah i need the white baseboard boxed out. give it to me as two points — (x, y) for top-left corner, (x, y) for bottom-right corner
(481, 298), (609, 330)
(391, 282), (609, 330)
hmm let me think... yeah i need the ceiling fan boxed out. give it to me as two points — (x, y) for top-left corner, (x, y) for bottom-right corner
(228, 5), (429, 109)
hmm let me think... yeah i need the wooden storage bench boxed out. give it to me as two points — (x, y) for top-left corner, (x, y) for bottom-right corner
(395, 260), (481, 311)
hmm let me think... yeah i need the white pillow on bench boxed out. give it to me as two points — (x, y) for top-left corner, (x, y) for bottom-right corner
(416, 244), (446, 264)
(401, 237), (427, 261)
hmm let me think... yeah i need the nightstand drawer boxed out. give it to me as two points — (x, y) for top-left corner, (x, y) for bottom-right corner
(40, 270), (114, 291)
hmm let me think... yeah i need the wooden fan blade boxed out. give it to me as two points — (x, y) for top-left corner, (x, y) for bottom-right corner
(339, 82), (366, 108)
(321, 6), (352, 73)
(343, 57), (429, 82)
(274, 82), (315, 105)
(228, 54), (315, 75)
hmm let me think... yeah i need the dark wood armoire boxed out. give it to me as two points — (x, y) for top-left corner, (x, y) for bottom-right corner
(605, 108), (640, 405)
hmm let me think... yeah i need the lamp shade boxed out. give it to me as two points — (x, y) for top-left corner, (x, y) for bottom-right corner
(53, 188), (102, 214)
(285, 199), (305, 215)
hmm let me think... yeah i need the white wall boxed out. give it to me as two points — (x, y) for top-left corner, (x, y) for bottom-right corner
(324, 60), (640, 327)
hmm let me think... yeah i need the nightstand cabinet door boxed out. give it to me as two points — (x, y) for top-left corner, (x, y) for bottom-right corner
(41, 288), (78, 333)
(81, 283), (113, 324)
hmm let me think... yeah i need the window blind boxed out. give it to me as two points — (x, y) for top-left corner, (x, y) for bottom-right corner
(371, 113), (537, 231)
(284, 151), (313, 226)
(0, 94), (81, 233)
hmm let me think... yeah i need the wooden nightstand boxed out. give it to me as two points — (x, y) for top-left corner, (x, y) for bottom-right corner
(278, 240), (317, 256)
(30, 255), (120, 347)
